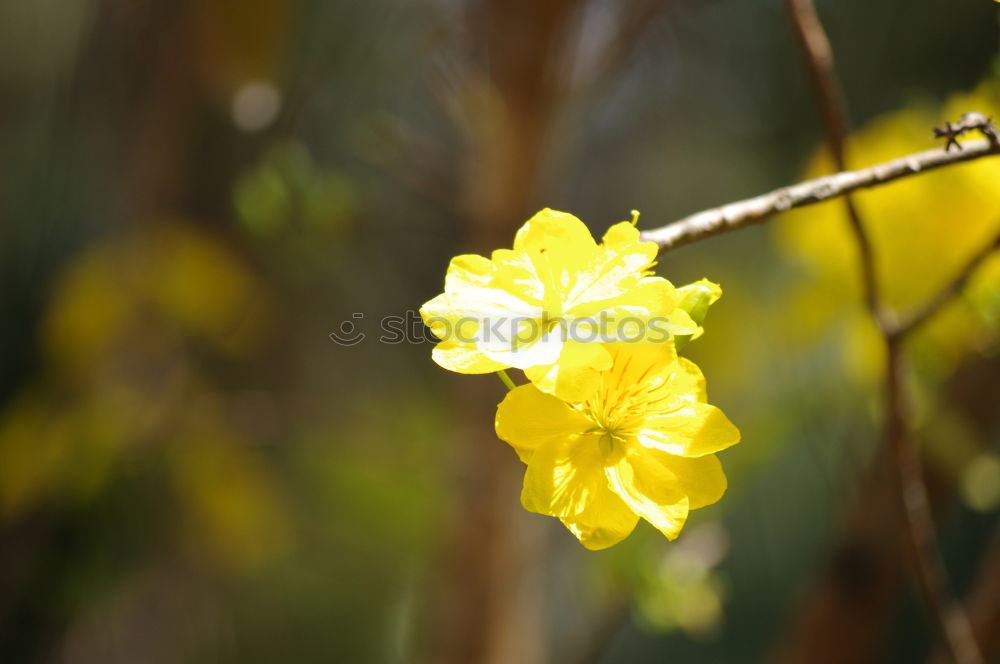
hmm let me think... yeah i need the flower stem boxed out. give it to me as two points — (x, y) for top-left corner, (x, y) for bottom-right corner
(496, 370), (517, 391)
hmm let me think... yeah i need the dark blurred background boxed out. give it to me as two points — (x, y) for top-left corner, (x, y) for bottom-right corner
(1, 0), (999, 662)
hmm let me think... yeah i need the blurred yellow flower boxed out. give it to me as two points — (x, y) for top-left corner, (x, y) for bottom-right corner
(495, 341), (740, 550)
(420, 209), (699, 401)
(776, 79), (1000, 383)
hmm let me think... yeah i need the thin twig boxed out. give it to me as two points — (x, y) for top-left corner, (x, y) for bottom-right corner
(783, 0), (885, 324)
(638, 137), (1000, 252)
(891, 229), (1000, 338)
(784, 0), (849, 165)
(784, 2), (984, 664)
(885, 341), (985, 664)
(881, 227), (1000, 664)
(785, 1), (986, 662)
(629, 11), (999, 664)
(928, 523), (1000, 664)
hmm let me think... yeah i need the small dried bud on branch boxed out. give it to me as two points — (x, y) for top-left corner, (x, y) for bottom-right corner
(933, 112), (1000, 152)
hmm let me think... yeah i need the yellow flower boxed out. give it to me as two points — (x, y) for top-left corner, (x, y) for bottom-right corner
(420, 209), (699, 401)
(495, 341), (740, 550)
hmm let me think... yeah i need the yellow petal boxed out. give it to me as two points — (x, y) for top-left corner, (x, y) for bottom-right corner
(512, 210), (599, 308)
(495, 384), (591, 463)
(606, 448), (689, 540)
(619, 278), (700, 338)
(565, 275), (665, 321)
(490, 249), (547, 304)
(562, 251), (652, 316)
(661, 307), (699, 339)
(605, 339), (678, 384)
(419, 287), (540, 333)
(483, 325), (565, 370)
(513, 208), (597, 257)
(601, 343), (707, 409)
(420, 287), (564, 369)
(560, 487), (639, 550)
(601, 220), (658, 266)
(675, 357), (708, 402)
(658, 453), (728, 509)
(444, 253), (493, 291)
(637, 402), (741, 457)
(430, 338), (508, 374)
(521, 433), (608, 518)
(524, 341), (612, 402)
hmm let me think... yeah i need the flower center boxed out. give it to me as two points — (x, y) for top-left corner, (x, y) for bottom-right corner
(580, 398), (639, 463)
(582, 387), (644, 437)
(575, 362), (678, 460)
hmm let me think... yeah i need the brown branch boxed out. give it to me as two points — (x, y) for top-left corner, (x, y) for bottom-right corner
(878, 226), (1000, 664)
(884, 227), (1000, 664)
(783, 2), (984, 664)
(620, 9), (998, 664)
(638, 136), (1000, 253)
(884, 340), (984, 664)
(784, 0), (885, 325)
(784, 0), (848, 164)
(880, 226), (998, 664)
(928, 522), (1000, 664)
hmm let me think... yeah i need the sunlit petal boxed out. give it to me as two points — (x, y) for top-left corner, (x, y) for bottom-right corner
(496, 385), (592, 463)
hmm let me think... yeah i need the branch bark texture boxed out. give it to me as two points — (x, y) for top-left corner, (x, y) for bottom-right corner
(639, 138), (1000, 253)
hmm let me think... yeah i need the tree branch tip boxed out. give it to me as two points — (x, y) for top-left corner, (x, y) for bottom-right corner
(933, 111), (999, 152)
